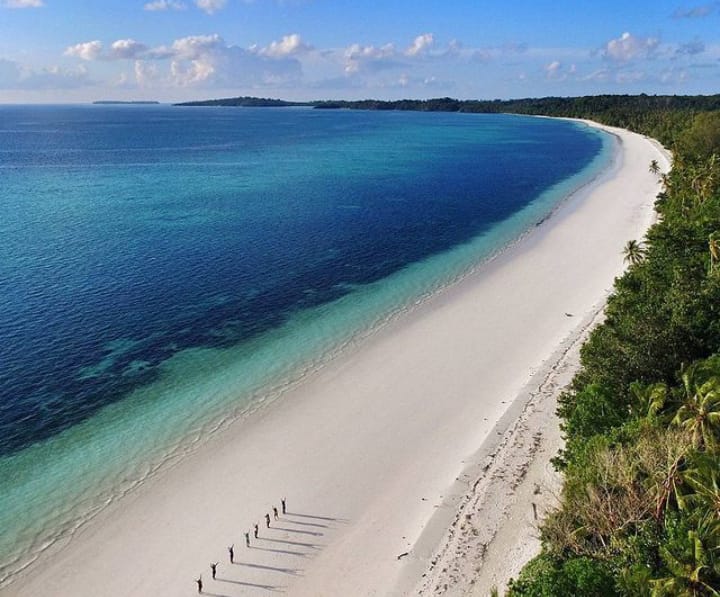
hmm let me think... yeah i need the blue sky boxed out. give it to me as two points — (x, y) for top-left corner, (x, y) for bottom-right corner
(0, 0), (719, 102)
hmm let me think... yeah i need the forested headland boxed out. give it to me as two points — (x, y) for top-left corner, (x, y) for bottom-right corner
(175, 96), (307, 107)
(176, 92), (720, 148)
(497, 102), (720, 595)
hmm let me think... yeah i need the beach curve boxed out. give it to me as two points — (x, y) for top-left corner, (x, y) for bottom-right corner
(3, 120), (668, 597)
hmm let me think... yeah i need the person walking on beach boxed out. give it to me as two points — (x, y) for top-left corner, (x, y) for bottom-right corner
(195, 576), (203, 594)
(210, 562), (218, 580)
(254, 523), (259, 539)
(281, 498), (286, 515)
(273, 506), (279, 521)
(245, 531), (251, 547)
(228, 544), (234, 564)
(265, 513), (271, 528)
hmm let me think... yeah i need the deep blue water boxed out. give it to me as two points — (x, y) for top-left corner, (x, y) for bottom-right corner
(0, 105), (611, 584)
(0, 106), (604, 457)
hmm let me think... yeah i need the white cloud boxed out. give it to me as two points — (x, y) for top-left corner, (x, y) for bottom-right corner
(582, 68), (611, 83)
(261, 34), (312, 58)
(110, 39), (148, 60)
(170, 57), (215, 85)
(544, 60), (576, 81)
(615, 69), (646, 83)
(64, 33), (306, 89)
(341, 33), (439, 76)
(405, 33), (434, 57)
(345, 43), (396, 61)
(443, 39), (463, 57)
(344, 42), (399, 74)
(1, 0), (43, 8)
(195, 0), (226, 14)
(0, 58), (91, 89)
(601, 32), (659, 62)
(64, 40), (103, 61)
(130, 34), (302, 89)
(144, 0), (186, 10)
(660, 66), (689, 84)
(64, 39), (148, 61)
(134, 60), (160, 86)
(545, 60), (562, 79)
(170, 34), (224, 59)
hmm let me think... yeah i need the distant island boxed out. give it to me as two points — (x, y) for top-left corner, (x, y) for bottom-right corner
(93, 101), (160, 105)
(173, 94), (720, 121)
(175, 96), (307, 107)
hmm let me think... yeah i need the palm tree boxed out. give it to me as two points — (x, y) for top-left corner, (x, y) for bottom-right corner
(631, 381), (669, 420)
(649, 159), (661, 175)
(660, 172), (671, 188)
(688, 157), (718, 206)
(651, 517), (720, 596)
(653, 432), (690, 520)
(672, 368), (720, 452)
(623, 239), (647, 266)
(683, 454), (720, 518)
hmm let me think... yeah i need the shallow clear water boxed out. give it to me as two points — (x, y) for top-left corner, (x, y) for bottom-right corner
(0, 105), (610, 583)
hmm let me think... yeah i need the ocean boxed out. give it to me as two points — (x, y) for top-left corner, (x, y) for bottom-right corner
(0, 105), (611, 585)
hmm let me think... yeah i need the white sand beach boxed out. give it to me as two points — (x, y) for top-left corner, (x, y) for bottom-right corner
(5, 121), (669, 597)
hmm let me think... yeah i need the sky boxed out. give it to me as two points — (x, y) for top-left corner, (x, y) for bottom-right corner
(0, 0), (719, 103)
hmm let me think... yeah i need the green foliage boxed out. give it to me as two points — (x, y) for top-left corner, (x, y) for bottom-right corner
(678, 112), (720, 161)
(507, 553), (617, 596)
(672, 360), (720, 450)
(556, 384), (627, 465)
(623, 239), (648, 266)
(652, 511), (720, 595)
(509, 99), (720, 596)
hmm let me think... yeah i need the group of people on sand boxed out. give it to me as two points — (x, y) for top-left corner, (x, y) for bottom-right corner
(194, 498), (287, 593)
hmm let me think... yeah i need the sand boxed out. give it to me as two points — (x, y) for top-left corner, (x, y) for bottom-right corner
(4, 121), (669, 597)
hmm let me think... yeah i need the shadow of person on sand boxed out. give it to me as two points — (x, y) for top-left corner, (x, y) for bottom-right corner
(250, 545), (308, 557)
(282, 519), (328, 528)
(234, 560), (303, 576)
(216, 577), (284, 591)
(285, 512), (349, 523)
(271, 527), (323, 536)
(259, 537), (321, 549)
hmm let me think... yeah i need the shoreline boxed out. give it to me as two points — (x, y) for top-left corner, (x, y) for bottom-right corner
(402, 120), (671, 595)
(4, 120), (668, 597)
(0, 114), (610, 590)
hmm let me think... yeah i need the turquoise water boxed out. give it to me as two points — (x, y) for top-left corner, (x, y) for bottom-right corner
(0, 106), (611, 585)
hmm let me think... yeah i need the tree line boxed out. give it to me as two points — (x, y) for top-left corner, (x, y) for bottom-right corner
(501, 104), (720, 595)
